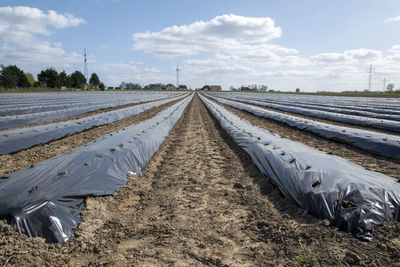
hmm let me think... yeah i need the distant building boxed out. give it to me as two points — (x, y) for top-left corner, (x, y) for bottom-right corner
(148, 83), (166, 90)
(166, 83), (176, 90)
(178, 85), (188, 90)
(107, 86), (114, 90)
(201, 85), (221, 91)
(210, 85), (222, 91)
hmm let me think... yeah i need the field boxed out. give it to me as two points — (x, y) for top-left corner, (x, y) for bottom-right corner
(1, 91), (400, 266)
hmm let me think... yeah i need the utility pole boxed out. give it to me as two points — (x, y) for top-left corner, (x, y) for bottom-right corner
(176, 65), (180, 88)
(84, 48), (88, 90)
(367, 64), (373, 91)
(383, 78), (387, 92)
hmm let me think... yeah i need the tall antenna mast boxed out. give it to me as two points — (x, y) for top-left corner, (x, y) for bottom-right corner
(367, 64), (373, 91)
(176, 65), (180, 88)
(383, 77), (387, 92)
(84, 48), (88, 88)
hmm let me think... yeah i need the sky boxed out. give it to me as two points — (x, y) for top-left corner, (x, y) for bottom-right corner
(0, 0), (399, 92)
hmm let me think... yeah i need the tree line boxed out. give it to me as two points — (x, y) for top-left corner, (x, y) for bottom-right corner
(0, 65), (105, 90)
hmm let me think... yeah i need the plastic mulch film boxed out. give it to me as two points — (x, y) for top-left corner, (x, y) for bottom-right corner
(223, 94), (400, 120)
(200, 94), (400, 240)
(208, 95), (400, 160)
(214, 93), (400, 133)
(0, 94), (193, 244)
(0, 95), (186, 155)
(0, 92), (184, 130)
(211, 92), (400, 115)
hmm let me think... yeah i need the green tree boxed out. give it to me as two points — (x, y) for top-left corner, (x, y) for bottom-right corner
(24, 73), (35, 87)
(89, 73), (100, 88)
(99, 82), (105, 91)
(37, 68), (59, 88)
(33, 81), (41, 88)
(68, 71), (87, 88)
(387, 83), (395, 93)
(0, 65), (30, 88)
(57, 71), (68, 88)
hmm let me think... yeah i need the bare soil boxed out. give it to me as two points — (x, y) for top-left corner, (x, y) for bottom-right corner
(1, 94), (400, 266)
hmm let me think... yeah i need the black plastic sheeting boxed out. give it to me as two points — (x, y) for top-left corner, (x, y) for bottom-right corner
(208, 95), (400, 160)
(226, 94), (400, 120)
(200, 94), (400, 240)
(211, 92), (400, 115)
(0, 99), (108, 117)
(0, 95), (186, 155)
(213, 93), (400, 133)
(0, 94), (193, 244)
(0, 92), (183, 130)
(0, 92), (183, 117)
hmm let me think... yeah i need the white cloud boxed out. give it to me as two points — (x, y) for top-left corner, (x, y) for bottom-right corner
(0, 42), (81, 69)
(0, 6), (85, 70)
(133, 14), (282, 57)
(344, 49), (382, 60)
(310, 52), (352, 64)
(310, 49), (381, 64)
(385, 16), (400, 22)
(387, 45), (400, 61)
(0, 6), (85, 43)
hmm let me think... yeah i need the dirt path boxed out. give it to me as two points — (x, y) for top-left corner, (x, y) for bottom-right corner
(213, 99), (400, 181)
(1, 94), (400, 266)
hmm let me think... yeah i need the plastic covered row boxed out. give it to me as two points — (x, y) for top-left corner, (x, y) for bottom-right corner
(212, 92), (400, 115)
(0, 95), (185, 155)
(0, 91), (183, 117)
(212, 93), (400, 133)
(0, 94), (193, 244)
(208, 95), (400, 159)
(200, 94), (400, 240)
(237, 97), (400, 121)
(0, 92), (184, 130)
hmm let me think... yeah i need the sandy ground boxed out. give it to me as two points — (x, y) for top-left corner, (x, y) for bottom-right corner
(1, 94), (400, 266)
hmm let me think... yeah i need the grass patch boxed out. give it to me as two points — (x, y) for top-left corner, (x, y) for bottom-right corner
(293, 240), (313, 267)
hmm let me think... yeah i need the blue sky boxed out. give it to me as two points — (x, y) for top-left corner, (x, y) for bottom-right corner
(0, 0), (399, 91)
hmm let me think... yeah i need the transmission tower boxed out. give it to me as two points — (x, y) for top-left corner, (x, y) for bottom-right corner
(367, 64), (374, 91)
(176, 65), (180, 88)
(84, 48), (88, 89)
